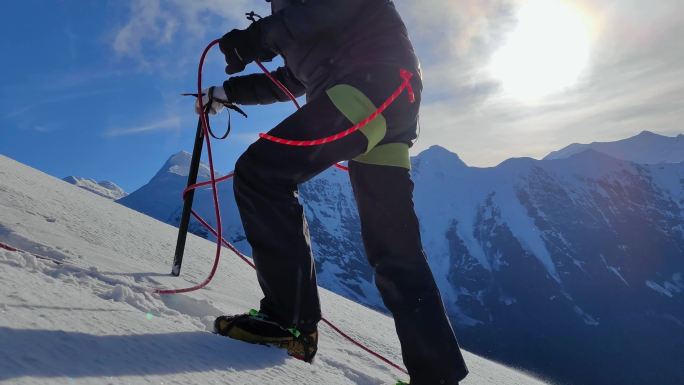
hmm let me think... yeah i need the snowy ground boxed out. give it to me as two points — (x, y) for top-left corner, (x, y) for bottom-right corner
(0, 154), (551, 385)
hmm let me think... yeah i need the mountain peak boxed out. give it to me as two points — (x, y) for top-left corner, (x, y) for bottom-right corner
(497, 156), (537, 169)
(631, 130), (671, 143)
(423, 145), (454, 155)
(634, 130), (674, 140)
(167, 151), (192, 166)
(413, 145), (467, 170)
(155, 151), (211, 179)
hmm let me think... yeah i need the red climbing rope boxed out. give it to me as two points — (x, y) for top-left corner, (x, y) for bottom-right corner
(253, 60), (350, 171)
(0, 241), (63, 265)
(255, 60), (302, 109)
(151, 39), (410, 375)
(0, 241), (18, 252)
(154, 39), (224, 295)
(320, 318), (408, 374)
(258, 69), (415, 147)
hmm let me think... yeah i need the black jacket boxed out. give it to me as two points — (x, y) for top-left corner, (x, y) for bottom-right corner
(224, 0), (420, 105)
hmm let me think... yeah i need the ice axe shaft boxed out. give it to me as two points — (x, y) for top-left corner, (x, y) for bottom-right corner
(171, 117), (204, 276)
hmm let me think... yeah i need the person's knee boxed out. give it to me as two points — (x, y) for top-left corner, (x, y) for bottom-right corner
(234, 148), (252, 180)
(234, 142), (284, 191)
(233, 145), (262, 194)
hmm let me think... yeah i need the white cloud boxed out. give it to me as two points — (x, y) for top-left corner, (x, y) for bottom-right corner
(396, 0), (684, 165)
(104, 116), (182, 137)
(112, 0), (269, 59)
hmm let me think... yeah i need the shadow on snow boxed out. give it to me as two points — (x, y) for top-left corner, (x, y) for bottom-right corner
(0, 327), (287, 380)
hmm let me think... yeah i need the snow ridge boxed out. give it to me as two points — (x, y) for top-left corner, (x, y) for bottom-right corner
(63, 176), (128, 200)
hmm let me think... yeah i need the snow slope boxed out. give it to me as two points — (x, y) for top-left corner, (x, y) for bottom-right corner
(0, 154), (551, 385)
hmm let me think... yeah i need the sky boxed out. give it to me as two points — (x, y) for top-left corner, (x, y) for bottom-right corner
(1, 0), (682, 192)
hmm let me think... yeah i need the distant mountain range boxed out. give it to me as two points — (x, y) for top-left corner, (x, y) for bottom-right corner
(544, 130), (684, 164)
(298, 141), (683, 385)
(74, 130), (684, 385)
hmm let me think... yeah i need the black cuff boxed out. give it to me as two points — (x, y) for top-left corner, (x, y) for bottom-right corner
(222, 81), (234, 104)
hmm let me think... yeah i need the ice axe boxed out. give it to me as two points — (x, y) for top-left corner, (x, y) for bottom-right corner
(171, 92), (246, 276)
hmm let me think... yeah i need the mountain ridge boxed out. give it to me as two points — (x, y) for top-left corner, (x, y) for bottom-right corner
(544, 130), (684, 164)
(62, 176), (128, 200)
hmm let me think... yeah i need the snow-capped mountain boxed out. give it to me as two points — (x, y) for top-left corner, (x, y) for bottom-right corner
(116, 135), (684, 385)
(304, 146), (684, 385)
(412, 147), (684, 385)
(544, 130), (684, 164)
(63, 176), (128, 200)
(0, 154), (551, 385)
(117, 151), (246, 248)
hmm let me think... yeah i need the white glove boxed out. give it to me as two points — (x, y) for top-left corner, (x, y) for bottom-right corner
(194, 86), (230, 115)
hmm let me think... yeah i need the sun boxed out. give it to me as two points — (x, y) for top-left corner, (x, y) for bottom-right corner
(488, 0), (594, 101)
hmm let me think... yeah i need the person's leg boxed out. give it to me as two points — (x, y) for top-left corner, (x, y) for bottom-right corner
(233, 92), (370, 332)
(349, 159), (468, 385)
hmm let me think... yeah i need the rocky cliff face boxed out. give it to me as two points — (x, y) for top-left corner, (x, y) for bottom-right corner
(407, 148), (684, 385)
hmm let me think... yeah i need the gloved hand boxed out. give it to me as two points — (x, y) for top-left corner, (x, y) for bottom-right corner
(219, 20), (276, 74)
(194, 86), (229, 115)
(219, 29), (255, 75)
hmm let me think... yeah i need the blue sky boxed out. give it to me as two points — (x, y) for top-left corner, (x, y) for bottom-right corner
(0, 0), (286, 191)
(1, 0), (682, 192)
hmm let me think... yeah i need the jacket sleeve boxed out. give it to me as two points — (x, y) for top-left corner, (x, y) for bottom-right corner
(223, 66), (305, 106)
(258, 0), (368, 53)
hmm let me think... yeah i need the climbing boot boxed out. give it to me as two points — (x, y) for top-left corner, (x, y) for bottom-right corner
(214, 309), (318, 362)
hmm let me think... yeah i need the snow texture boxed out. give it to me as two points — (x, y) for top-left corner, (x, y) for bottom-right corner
(0, 154), (551, 385)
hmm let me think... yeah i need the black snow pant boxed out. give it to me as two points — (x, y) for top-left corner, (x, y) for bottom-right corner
(233, 66), (468, 385)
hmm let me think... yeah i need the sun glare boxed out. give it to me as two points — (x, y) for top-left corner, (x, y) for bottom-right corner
(489, 0), (594, 102)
